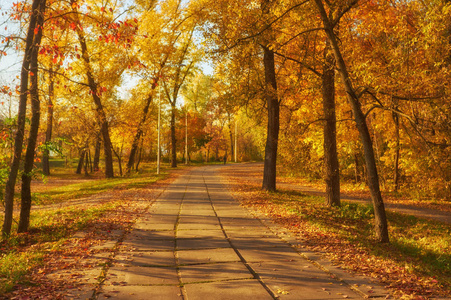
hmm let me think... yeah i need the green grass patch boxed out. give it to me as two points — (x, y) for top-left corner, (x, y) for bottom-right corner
(0, 162), (171, 296)
(0, 202), (117, 295)
(0, 251), (44, 294)
(31, 170), (167, 206)
(262, 188), (451, 293)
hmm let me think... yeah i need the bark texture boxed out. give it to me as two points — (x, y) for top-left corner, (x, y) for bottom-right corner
(314, 0), (389, 242)
(72, 0), (114, 177)
(18, 0), (47, 233)
(262, 46), (280, 192)
(42, 66), (55, 176)
(322, 40), (340, 207)
(2, 0), (44, 236)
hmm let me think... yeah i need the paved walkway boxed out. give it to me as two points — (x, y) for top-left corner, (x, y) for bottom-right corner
(95, 166), (389, 299)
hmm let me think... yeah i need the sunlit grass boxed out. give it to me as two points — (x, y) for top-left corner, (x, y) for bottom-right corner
(0, 202), (120, 294)
(0, 162), (171, 296)
(271, 189), (451, 292)
(0, 251), (44, 294)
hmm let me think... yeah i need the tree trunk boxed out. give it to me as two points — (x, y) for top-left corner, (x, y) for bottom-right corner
(42, 66), (55, 176)
(392, 100), (400, 192)
(229, 123), (234, 163)
(76, 150), (86, 174)
(354, 152), (361, 183)
(170, 103), (177, 168)
(84, 149), (89, 176)
(73, 2), (114, 178)
(314, 0), (389, 243)
(127, 91), (156, 173)
(113, 148), (123, 177)
(261, 0), (280, 192)
(262, 46), (280, 192)
(93, 132), (101, 171)
(322, 39), (340, 207)
(2, 0), (44, 236)
(17, 0), (47, 233)
(135, 136), (144, 171)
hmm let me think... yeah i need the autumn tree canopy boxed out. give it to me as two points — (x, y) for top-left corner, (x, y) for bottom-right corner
(0, 0), (450, 240)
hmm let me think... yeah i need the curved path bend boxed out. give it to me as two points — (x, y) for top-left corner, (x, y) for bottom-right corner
(96, 165), (389, 299)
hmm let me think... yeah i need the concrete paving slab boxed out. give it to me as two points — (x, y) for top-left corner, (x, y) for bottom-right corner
(215, 209), (252, 218)
(47, 268), (101, 285)
(183, 280), (273, 300)
(177, 237), (231, 250)
(220, 217), (265, 228)
(120, 238), (175, 252)
(231, 237), (291, 250)
(176, 229), (225, 239)
(105, 266), (179, 285)
(177, 248), (241, 265)
(179, 209), (217, 217)
(114, 251), (176, 267)
(98, 285), (182, 300)
(135, 222), (175, 231)
(180, 262), (253, 283)
(178, 215), (220, 224)
(177, 222), (222, 230)
(225, 229), (274, 239)
(59, 286), (96, 299)
(238, 246), (308, 262)
(127, 229), (175, 240)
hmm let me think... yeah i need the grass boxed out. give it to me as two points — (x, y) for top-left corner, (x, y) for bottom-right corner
(224, 168), (451, 298)
(0, 161), (172, 296)
(0, 202), (121, 295)
(31, 174), (165, 206)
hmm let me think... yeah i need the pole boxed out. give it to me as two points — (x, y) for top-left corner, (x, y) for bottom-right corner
(185, 108), (188, 164)
(234, 121), (237, 162)
(157, 83), (161, 175)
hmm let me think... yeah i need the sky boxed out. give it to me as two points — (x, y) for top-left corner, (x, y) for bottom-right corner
(0, 0), (213, 115)
(0, 1), (22, 87)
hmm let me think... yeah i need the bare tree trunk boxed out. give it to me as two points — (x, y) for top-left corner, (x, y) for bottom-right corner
(314, 0), (389, 242)
(262, 45), (280, 192)
(322, 39), (340, 207)
(18, 0), (47, 233)
(170, 103), (177, 168)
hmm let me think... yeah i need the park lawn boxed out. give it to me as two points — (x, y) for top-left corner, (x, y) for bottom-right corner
(0, 163), (171, 296)
(223, 167), (451, 299)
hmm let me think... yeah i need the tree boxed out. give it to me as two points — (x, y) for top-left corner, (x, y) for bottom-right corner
(322, 39), (340, 206)
(17, 0), (47, 233)
(2, 0), (46, 236)
(69, 1), (115, 178)
(313, 0), (389, 242)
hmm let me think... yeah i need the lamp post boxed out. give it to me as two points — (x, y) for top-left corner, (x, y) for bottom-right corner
(234, 121), (237, 163)
(157, 83), (161, 175)
(185, 107), (188, 165)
